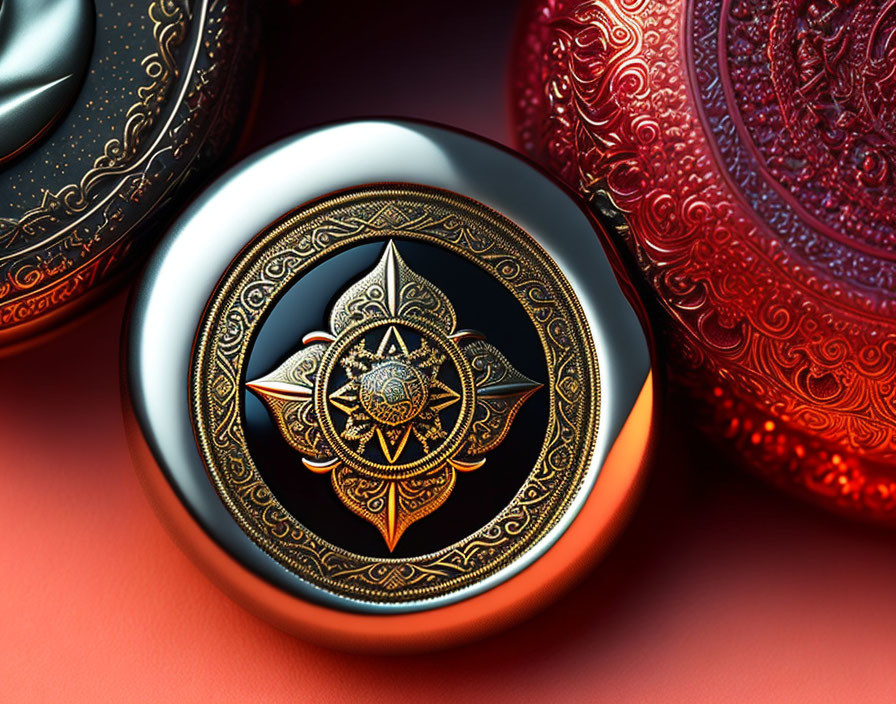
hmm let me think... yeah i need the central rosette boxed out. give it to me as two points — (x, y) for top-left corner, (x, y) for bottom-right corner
(247, 241), (541, 550)
(359, 360), (429, 426)
(324, 322), (465, 469)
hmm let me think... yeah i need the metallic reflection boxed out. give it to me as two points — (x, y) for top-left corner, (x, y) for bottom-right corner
(0, 0), (94, 164)
(125, 120), (651, 614)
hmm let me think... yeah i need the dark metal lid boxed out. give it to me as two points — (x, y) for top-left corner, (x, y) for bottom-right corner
(123, 120), (656, 650)
(0, 0), (257, 349)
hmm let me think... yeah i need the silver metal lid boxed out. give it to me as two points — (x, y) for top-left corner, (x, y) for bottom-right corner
(124, 120), (653, 641)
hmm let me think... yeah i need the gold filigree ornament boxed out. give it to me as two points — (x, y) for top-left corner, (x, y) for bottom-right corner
(129, 124), (657, 645)
(247, 242), (542, 550)
(189, 184), (603, 604)
(0, 0), (257, 346)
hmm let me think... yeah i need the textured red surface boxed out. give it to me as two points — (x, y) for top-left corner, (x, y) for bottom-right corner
(512, 0), (896, 523)
(2, 1), (896, 700)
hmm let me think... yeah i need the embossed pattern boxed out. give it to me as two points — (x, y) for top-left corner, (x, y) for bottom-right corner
(191, 186), (600, 602)
(513, 0), (896, 521)
(0, 0), (255, 338)
(247, 242), (542, 551)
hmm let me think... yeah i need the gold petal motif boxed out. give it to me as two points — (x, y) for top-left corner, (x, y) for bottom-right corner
(462, 340), (543, 456)
(332, 463), (457, 551)
(329, 241), (457, 336)
(246, 343), (331, 460)
(245, 241), (541, 551)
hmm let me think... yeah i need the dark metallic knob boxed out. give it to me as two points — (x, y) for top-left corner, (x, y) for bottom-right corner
(0, 0), (257, 351)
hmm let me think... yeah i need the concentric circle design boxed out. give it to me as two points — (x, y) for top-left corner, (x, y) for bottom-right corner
(189, 184), (600, 602)
(691, 0), (896, 271)
(313, 316), (477, 481)
(0, 0), (256, 347)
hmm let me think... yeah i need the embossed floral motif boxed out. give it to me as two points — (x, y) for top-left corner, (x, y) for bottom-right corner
(247, 241), (541, 550)
(192, 186), (599, 601)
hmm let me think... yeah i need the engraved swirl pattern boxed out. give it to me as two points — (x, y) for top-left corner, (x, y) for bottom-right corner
(191, 187), (600, 603)
(512, 0), (896, 519)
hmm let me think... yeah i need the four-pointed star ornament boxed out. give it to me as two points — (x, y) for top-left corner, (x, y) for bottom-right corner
(246, 241), (542, 551)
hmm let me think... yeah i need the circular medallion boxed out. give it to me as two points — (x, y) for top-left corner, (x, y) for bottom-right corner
(357, 359), (430, 427)
(311, 313), (478, 483)
(124, 120), (654, 649)
(190, 185), (598, 602)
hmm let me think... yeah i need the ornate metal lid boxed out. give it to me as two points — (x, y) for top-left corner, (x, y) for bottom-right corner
(0, 0), (257, 350)
(512, 0), (896, 524)
(123, 120), (655, 650)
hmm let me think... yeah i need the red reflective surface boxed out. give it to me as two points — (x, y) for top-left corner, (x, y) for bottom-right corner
(512, 0), (896, 524)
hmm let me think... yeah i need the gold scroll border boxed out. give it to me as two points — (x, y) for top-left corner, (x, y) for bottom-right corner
(191, 185), (601, 604)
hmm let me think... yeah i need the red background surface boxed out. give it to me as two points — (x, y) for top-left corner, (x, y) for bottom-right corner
(2, 2), (895, 701)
